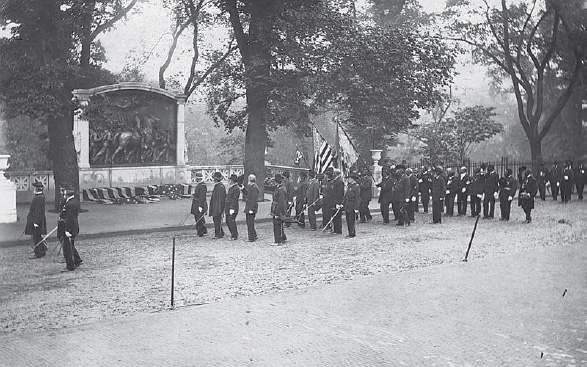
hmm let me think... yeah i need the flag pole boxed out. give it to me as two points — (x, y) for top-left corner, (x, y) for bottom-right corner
(335, 119), (378, 183)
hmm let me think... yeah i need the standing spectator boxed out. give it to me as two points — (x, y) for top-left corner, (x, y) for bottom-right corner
(283, 171), (295, 227)
(305, 171), (320, 231)
(26, 182), (47, 259)
(209, 172), (226, 239)
(190, 173), (208, 237)
(406, 168), (418, 223)
(61, 187), (82, 272)
(469, 167), (484, 217)
(499, 168), (517, 221)
(271, 173), (288, 246)
(549, 162), (561, 201)
(377, 169), (394, 224)
(330, 168), (345, 235)
(518, 169), (538, 223)
(321, 167), (334, 230)
(343, 170), (361, 238)
(456, 166), (470, 216)
(431, 167), (446, 224)
(394, 165), (411, 227)
(575, 162), (586, 200)
(358, 169), (373, 222)
(243, 174), (259, 242)
(225, 174), (241, 240)
(537, 161), (550, 201)
(445, 168), (458, 217)
(295, 171), (308, 227)
(482, 164), (499, 219)
(560, 160), (574, 203)
(418, 167), (432, 213)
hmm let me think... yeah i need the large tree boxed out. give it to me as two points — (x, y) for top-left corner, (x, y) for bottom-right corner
(444, 0), (587, 170)
(0, 0), (138, 207)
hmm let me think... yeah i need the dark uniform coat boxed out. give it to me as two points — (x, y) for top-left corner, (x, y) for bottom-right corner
(330, 176), (344, 209)
(378, 175), (394, 204)
(209, 182), (226, 217)
(25, 193), (47, 235)
(343, 181), (361, 212)
(306, 178), (320, 208)
(431, 175), (447, 201)
(271, 183), (287, 218)
(225, 183), (241, 213)
(190, 182), (208, 215)
(518, 175), (538, 209)
(359, 175), (372, 202)
(244, 182), (259, 214)
(63, 197), (80, 237)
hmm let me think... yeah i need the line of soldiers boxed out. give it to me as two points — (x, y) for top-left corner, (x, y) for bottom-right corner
(536, 160), (586, 202)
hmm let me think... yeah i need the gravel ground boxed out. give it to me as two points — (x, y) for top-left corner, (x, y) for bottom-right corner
(1, 200), (585, 336)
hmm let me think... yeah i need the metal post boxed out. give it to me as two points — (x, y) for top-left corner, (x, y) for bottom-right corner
(171, 236), (175, 307)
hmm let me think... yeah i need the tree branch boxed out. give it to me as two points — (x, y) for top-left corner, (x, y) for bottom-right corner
(225, 0), (249, 65)
(90, 0), (139, 41)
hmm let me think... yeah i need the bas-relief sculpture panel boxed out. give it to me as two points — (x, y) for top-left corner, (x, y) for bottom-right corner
(87, 90), (177, 166)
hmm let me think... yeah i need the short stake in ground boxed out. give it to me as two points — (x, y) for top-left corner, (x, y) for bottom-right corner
(171, 236), (176, 308)
(463, 215), (480, 262)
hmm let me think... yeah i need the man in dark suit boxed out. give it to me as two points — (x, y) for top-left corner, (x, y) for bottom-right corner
(518, 169), (538, 223)
(330, 168), (345, 234)
(225, 174), (241, 240)
(482, 164), (499, 219)
(377, 169), (394, 224)
(575, 163), (586, 200)
(271, 173), (288, 246)
(26, 182), (47, 258)
(444, 168), (458, 217)
(549, 162), (561, 201)
(406, 168), (419, 223)
(456, 166), (470, 216)
(431, 167), (446, 224)
(243, 174), (259, 242)
(358, 169), (373, 222)
(560, 160), (574, 203)
(305, 171), (320, 231)
(190, 172), (208, 237)
(343, 170), (360, 238)
(537, 161), (549, 201)
(469, 167), (484, 217)
(394, 165), (411, 226)
(499, 168), (517, 221)
(321, 167), (334, 230)
(418, 166), (432, 213)
(295, 172), (308, 227)
(283, 171), (295, 227)
(209, 172), (226, 239)
(61, 187), (82, 272)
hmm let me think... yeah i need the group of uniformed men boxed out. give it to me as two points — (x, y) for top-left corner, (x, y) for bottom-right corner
(536, 160), (586, 202)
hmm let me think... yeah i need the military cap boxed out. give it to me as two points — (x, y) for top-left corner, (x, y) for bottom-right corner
(347, 169), (358, 179)
(487, 164), (495, 171)
(434, 166), (443, 173)
(395, 164), (406, 170)
(274, 173), (283, 183)
(213, 171), (223, 180)
(229, 174), (238, 182)
(32, 182), (44, 189)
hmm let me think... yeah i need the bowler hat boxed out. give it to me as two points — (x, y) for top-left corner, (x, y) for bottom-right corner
(33, 182), (44, 189)
(213, 171), (223, 180)
(229, 174), (238, 182)
(274, 173), (283, 183)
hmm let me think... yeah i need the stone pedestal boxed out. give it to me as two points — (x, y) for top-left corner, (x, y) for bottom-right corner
(0, 155), (17, 223)
(371, 149), (383, 198)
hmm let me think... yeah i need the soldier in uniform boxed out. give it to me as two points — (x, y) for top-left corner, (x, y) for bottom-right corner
(377, 168), (394, 224)
(330, 168), (345, 234)
(560, 160), (574, 203)
(431, 167), (446, 224)
(283, 171), (295, 227)
(190, 172), (208, 237)
(61, 187), (82, 271)
(271, 173), (288, 246)
(456, 166), (471, 216)
(321, 167), (334, 230)
(305, 171), (320, 230)
(406, 168), (419, 223)
(358, 169), (373, 222)
(549, 162), (561, 201)
(575, 162), (586, 200)
(469, 167), (484, 217)
(537, 161), (550, 201)
(26, 182), (47, 258)
(343, 170), (360, 238)
(498, 168), (517, 221)
(394, 165), (411, 226)
(225, 174), (241, 240)
(209, 172), (226, 239)
(518, 169), (538, 223)
(482, 164), (499, 219)
(243, 174), (259, 242)
(295, 171), (308, 227)
(444, 168), (458, 216)
(418, 166), (432, 213)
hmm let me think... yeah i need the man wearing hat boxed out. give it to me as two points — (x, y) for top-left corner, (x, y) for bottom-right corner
(456, 166), (471, 216)
(394, 165), (411, 226)
(482, 164), (499, 219)
(431, 167), (446, 224)
(358, 168), (373, 223)
(330, 168), (345, 234)
(418, 166), (433, 214)
(25, 182), (47, 258)
(283, 171), (295, 227)
(518, 168), (537, 223)
(498, 168), (517, 221)
(343, 170), (360, 237)
(537, 161), (550, 201)
(271, 173), (288, 245)
(377, 168), (394, 224)
(406, 168), (419, 222)
(225, 174), (241, 240)
(549, 162), (561, 201)
(560, 160), (574, 203)
(469, 167), (484, 217)
(61, 186), (82, 271)
(321, 167), (334, 230)
(305, 170), (320, 230)
(190, 172), (208, 237)
(445, 168), (458, 216)
(575, 162), (586, 200)
(209, 172), (226, 239)
(243, 174), (259, 242)
(295, 171), (309, 227)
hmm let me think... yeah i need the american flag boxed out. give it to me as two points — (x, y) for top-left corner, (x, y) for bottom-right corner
(337, 124), (360, 176)
(313, 127), (334, 173)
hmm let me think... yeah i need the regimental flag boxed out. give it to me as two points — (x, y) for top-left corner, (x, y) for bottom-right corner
(337, 124), (360, 176)
(313, 127), (334, 173)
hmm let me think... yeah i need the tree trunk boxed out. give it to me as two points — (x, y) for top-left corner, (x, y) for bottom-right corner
(529, 137), (542, 175)
(243, 0), (274, 201)
(48, 106), (80, 211)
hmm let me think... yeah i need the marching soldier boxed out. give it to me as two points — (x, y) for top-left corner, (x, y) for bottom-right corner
(418, 166), (432, 213)
(305, 171), (320, 230)
(26, 182), (47, 258)
(377, 168), (394, 224)
(225, 174), (241, 240)
(499, 168), (517, 221)
(575, 162), (586, 200)
(283, 171), (295, 227)
(482, 164), (499, 219)
(190, 172), (208, 237)
(431, 167), (446, 224)
(321, 167), (334, 230)
(560, 160), (574, 203)
(295, 171), (308, 227)
(445, 168), (458, 216)
(271, 173), (288, 246)
(537, 161), (550, 201)
(343, 170), (360, 238)
(61, 186), (82, 272)
(358, 169), (373, 222)
(330, 168), (345, 235)
(549, 162), (561, 201)
(209, 172), (226, 239)
(469, 167), (484, 217)
(518, 169), (537, 223)
(406, 168), (418, 223)
(243, 174), (259, 242)
(456, 166), (471, 216)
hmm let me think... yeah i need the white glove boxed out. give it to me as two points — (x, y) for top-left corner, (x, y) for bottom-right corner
(405, 198), (410, 203)
(557, 182), (560, 187)
(288, 201), (292, 206)
(493, 192), (499, 199)
(229, 209), (235, 215)
(65, 231), (72, 238)
(354, 209), (359, 214)
(564, 175), (569, 181)
(34, 223), (39, 228)
(319, 195), (323, 199)
(336, 204), (343, 209)
(198, 206), (203, 212)
(248, 210), (254, 214)
(477, 194), (483, 199)
(508, 196), (513, 201)
(461, 188), (466, 193)
(411, 196), (416, 202)
(418, 179), (423, 183)
(446, 190), (450, 195)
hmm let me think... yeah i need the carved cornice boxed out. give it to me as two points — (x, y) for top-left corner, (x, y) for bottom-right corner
(72, 83), (187, 103)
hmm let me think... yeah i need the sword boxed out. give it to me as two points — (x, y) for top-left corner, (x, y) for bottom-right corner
(179, 212), (191, 225)
(193, 210), (208, 227)
(33, 226), (58, 249)
(321, 206), (342, 232)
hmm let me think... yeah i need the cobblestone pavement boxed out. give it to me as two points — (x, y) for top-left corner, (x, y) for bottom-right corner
(1, 239), (586, 366)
